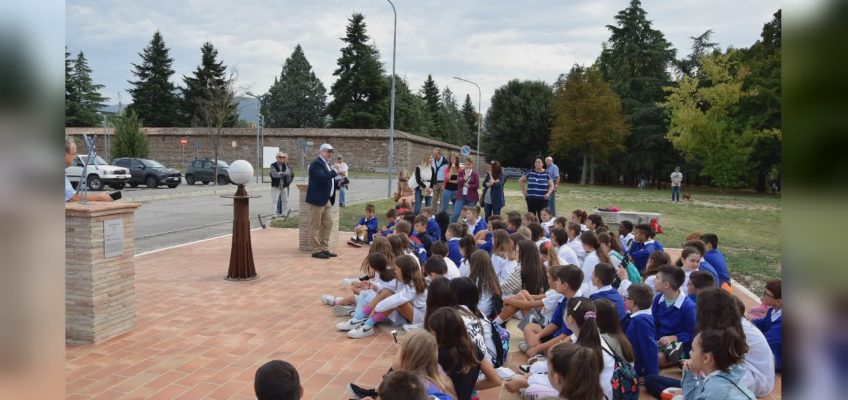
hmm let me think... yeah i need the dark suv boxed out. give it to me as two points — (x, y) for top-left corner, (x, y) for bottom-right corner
(185, 158), (231, 185)
(112, 158), (182, 189)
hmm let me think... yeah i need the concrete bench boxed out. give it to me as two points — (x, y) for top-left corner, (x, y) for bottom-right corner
(595, 210), (661, 227)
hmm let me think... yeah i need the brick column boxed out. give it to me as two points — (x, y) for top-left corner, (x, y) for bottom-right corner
(296, 184), (340, 252)
(65, 202), (140, 344)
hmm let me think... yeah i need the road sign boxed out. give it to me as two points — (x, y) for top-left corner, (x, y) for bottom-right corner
(461, 145), (471, 156)
(181, 137), (187, 145)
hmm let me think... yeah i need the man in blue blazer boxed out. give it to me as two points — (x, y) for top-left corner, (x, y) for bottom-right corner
(307, 143), (345, 259)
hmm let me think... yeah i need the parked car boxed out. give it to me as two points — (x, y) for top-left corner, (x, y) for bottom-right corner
(65, 155), (130, 191)
(184, 158), (232, 185)
(503, 167), (526, 180)
(112, 158), (182, 189)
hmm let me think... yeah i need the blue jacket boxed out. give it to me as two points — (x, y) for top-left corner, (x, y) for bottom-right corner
(358, 216), (379, 243)
(651, 292), (697, 349)
(698, 260), (721, 287)
(591, 288), (627, 321)
(629, 240), (663, 273)
(481, 174), (505, 211)
(427, 217), (442, 241)
(752, 308), (782, 371)
(681, 364), (756, 400)
(447, 239), (463, 267)
(381, 220), (396, 237)
(704, 249), (731, 286)
(623, 312), (659, 377)
(305, 157), (337, 207)
(477, 232), (493, 254)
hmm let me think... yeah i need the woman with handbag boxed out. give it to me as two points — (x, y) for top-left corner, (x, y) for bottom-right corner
(413, 154), (435, 215)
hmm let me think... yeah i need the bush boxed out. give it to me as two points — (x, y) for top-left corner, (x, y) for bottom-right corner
(110, 110), (149, 159)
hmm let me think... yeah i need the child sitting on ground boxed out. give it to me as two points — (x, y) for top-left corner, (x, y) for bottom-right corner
(423, 255), (449, 282)
(380, 208), (398, 237)
(618, 220), (635, 253)
(521, 264), (583, 357)
(589, 262), (627, 321)
(676, 329), (755, 399)
(629, 223), (664, 273)
(413, 215), (435, 255)
(445, 223), (465, 267)
(652, 264), (697, 368)
(686, 271), (715, 303)
(506, 215), (522, 234)
(420, 207), (442, 241)
(348, 203), (379, 247)
(539, 207), (555, 234)
(751, 278), (782, 371)
(430, 241), (461, 279)
(623, 283), (659, 381)
(701, 233), (731, 288)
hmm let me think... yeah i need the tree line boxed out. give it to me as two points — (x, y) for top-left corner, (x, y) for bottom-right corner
(65, 0), (780, 191)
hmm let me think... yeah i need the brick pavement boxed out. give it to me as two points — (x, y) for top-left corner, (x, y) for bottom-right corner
(66, 228), (779, 399)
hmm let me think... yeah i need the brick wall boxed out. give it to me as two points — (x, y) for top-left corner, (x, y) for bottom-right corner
(65, 127), (482, 174)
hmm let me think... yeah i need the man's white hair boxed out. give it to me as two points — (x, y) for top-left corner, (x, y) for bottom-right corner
(545, 156), (553, 162)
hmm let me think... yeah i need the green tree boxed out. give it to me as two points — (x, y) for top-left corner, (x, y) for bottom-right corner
(110, 110), (149, 158)
(181, 42), (238, 127)
(550, 65), (629, 184)
(598, 0), (679, 185)
(326, 13), (388, 128)
(483, 79), (553, 168)
(661, 51), (778, 190)
(127, 31), (180, 126)
(437, 86), (469, 146)
(460, 94), (478, 145)
(420, 74), (441, 137)
(383, 74), (430, 136)
(261, 44), (327, 128)
(675, 30), (719, 78)
(737, 10), (781, 191)
(65, 51), (109, 126)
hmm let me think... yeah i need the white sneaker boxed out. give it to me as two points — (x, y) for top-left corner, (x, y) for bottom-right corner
(321, 294), (336, 306)
(347, 324), (375, 339)
(342, 278), (359, 286)
(332, 305), (355, 317)
(402, 322), (423, 332)
(519, 341), (528, 353)
(336, 318), (364, 331)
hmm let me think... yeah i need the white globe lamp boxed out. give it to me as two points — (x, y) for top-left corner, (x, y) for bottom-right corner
(228, 160), (254, 185)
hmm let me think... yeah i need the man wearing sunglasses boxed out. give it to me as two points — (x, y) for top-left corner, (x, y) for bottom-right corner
(270, 152), (294, 218)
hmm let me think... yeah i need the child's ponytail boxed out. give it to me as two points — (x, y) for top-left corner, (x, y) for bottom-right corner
(549, 342), (604, 400)
(567, 297), (603, 367)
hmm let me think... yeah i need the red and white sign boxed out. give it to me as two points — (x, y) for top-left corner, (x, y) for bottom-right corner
(180, 137), (187, 145)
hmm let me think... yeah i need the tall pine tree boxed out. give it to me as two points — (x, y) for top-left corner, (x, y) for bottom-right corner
(262, 44), (327, 128)
(127, 31), (180, 126)
(460, 94), (478, 146)
(437, 87), (469, 146)
(598, 0), (679, 186)
(420, 74), (441, 138)
(483, 80), (553, 168)
(65, 51), (109, 126)
(383, 74), (430, 136)
(326, 13), (388, 128)
(181, 42), (238, 127)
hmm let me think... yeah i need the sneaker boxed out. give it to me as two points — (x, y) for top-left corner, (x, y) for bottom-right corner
(342, 277), (359, 286)
(336, 318), (365, 331)
(347, 240), (362, 248)
(519, 364), (531, 373)
(402, 322), (423, 332)
(332, 305), (355, 317)
(347, 324), (375, 339)
(321, 294), (336, 306)
(348, 383), (378, 399)
(519, 341), (528, 353)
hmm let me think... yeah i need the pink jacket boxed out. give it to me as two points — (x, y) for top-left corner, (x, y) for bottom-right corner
(455, 168), (480, 202)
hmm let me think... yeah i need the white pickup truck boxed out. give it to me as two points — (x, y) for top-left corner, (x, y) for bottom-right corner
(65, 155), (130, 191)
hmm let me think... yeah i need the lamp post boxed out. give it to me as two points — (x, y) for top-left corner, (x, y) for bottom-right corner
(245, 91), (263, 183)
(452, 77), (482, 167)
(386, 0), (397, 198)
(97, 112), (109, 161)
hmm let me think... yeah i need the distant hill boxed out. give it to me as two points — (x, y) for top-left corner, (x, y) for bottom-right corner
(99, 96), (261, 124)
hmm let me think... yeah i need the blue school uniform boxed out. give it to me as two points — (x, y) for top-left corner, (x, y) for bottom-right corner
(591, 286), (627, 321)
(381, 220), (396, 237)
(752, 308), (782, 371)
(358, 216), (379, 243)
(447, 238), (463, 267)
(548, 296), (573, 338)
(629, 239), (662, 273)
(699, 260), (721, 287)
(469, 218), (487, 235)
(477, 232), (493, 254)
(427, 216), (442, 241)
(623, 310), (659, 377)
(704, 249), (731, 286)
(651, 292), (697, 350)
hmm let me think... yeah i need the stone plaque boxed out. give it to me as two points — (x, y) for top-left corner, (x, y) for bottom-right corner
(103, 218), (124, 258)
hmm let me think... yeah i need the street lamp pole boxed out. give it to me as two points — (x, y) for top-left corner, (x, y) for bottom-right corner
(386, 0), (397, 198)
(452, 76), (482, 167)
(246, 91), (262, 183)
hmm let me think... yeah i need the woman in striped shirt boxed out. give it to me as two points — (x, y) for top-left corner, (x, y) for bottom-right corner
(519, 158), (554, 221)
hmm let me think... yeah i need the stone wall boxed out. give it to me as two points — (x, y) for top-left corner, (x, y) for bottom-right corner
(65, 127), (482, 174)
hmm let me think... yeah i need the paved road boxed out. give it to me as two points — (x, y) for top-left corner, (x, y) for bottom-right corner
(131, 177), (391, 254)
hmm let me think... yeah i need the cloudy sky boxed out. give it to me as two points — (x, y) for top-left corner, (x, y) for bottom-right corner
(66, 0), (778, 114)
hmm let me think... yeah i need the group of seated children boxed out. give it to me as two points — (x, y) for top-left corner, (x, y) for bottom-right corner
(314, 203), (780, 400)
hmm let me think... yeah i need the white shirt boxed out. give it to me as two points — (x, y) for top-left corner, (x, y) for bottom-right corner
(580, 250), (600, 296)
(541, 220), (554, 233)
(599, 334), (615, 400)
(541, 289), (564, 324)
(740, 318), (776, 396)
(619, 232), (635, 254)
(444, 258), (461, 279)
(491, 255), (517, 283)
(557, 245), (580, 266)
(334, 162), (349, 180)
(459, 258), (471, 278)
(567, 238), (586, 264)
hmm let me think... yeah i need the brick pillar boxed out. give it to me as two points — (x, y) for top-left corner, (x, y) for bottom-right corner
(296, 184), (339, 252)
(65, 202), (140, 344)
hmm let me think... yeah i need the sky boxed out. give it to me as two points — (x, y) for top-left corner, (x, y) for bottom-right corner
(66, 0), (778, 115)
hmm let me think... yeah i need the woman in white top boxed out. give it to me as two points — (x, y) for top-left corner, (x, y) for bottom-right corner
(579, 230), (611, 296)
(413, 154), (435, 215)
(550, 227), (579, 266)
(467, 250), (503, 319)
(565, 222), (587, 264)
(334, 156), (350, 207)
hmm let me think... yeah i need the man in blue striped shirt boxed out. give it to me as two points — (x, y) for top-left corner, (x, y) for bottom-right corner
(545, 157), (560, 216)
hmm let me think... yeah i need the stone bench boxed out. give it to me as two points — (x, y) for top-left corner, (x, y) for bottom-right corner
(595, 210), (661, 228)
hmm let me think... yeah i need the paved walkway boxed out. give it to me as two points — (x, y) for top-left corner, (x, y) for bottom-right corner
(65, 229), (780, 399)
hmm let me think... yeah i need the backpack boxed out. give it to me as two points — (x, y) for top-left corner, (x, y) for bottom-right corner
(489, 294), (504, 320)
(408, 241), (428, 264)
(481, 317), (510, 368)
(601, 337), (640, 400)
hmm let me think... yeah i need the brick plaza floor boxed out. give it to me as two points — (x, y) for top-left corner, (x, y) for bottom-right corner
(65, 228), (779, 399)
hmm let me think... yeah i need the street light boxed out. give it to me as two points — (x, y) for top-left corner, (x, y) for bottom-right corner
(452, 76), (481, 167)
(245, 91), (264, 183)
(97, 112), (109, 161)
(386, 0), (397, 198)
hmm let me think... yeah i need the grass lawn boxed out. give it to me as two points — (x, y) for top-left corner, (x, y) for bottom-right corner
(272, 182), (781, 292)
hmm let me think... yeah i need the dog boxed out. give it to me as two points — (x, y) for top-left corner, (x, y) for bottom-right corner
(682, 192), (692, 201)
